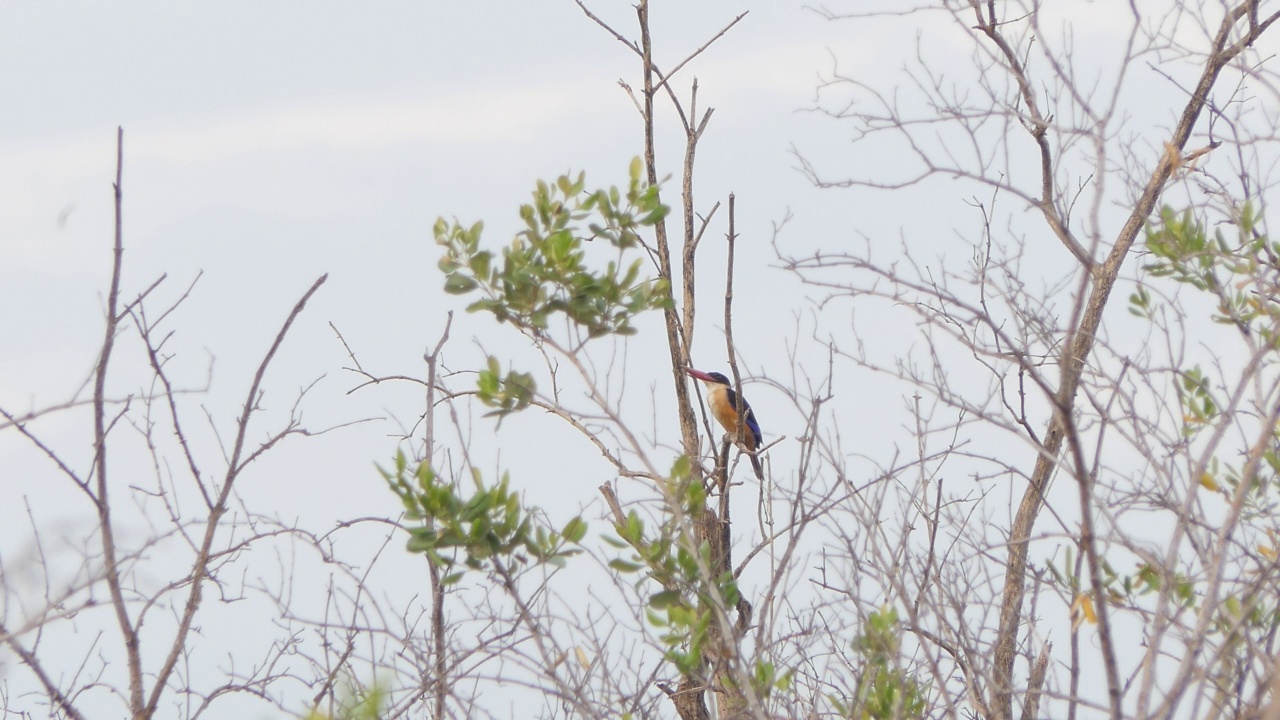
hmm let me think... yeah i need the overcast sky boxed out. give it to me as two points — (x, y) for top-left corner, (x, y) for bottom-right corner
(4, 2), (1251, 716)
(0, 0), (893, 525)
(0, 2), (900, 713)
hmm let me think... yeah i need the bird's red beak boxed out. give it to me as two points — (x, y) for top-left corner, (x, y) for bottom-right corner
(684, 367), (714, 382)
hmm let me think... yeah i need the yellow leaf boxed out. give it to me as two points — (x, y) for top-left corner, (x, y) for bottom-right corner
(1260, 545), (1277, 561)
(1070, 593), (1098, 631)
(1080, 594), (1097, 624)
(1199, 473), (1220, 492)
(575, 646), (591, 670)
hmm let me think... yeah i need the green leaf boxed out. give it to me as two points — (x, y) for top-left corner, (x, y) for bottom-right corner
(562, 516), (588, 543)
(649, 589), (683, 609)
(609, 559), (645, 573)
(444, 274), (478, 295)
(435, 162), (669, 342)
(406, 532), (436, 554)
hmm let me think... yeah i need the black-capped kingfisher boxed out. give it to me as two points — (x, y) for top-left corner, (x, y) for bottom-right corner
(685, 367), (764, 480)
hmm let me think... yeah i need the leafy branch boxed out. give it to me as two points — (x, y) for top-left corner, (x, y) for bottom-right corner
(436, 158), (671, 341)
(381, 450), (586, 584)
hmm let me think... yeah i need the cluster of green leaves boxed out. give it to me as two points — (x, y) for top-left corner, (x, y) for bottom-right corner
(1176, 362), (1280, 516)
(1205, 592), (1280, 708)
(830, 607), (927, 720)
(303, 683), (387, 720)
(1044, 521), (1279, 653)
(1142, 203), (1280, 343)
(1047, 550), (1196, 611)
(1102, 201), (1280, 690)
(475, 355), (535, 422)
(436, 158), (671, 339)
(380, 450), (586, 583)
(1141, 204), (1280, 492)
(1176, 365), (1218, 433)
(605, 457), (738, 676)
(748, 659), (794, 701)
(1202, 452), (1280, 521)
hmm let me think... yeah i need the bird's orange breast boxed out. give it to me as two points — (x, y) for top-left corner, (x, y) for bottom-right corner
(707, 385), (756, 450)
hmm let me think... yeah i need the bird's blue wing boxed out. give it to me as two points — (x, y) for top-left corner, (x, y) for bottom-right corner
(743, 408), (763, 448)
(724, 386), (763, 448)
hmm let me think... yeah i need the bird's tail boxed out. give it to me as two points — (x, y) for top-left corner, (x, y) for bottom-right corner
(749, 452), (763, 480)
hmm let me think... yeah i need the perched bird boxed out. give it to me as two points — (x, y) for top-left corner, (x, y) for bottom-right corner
(685, 367), (764, 479)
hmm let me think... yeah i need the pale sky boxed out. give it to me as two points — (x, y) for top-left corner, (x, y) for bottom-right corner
(0, 3), (894, 715)
(1, 1), (1251, 717)
(0, 1), (904, 529)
